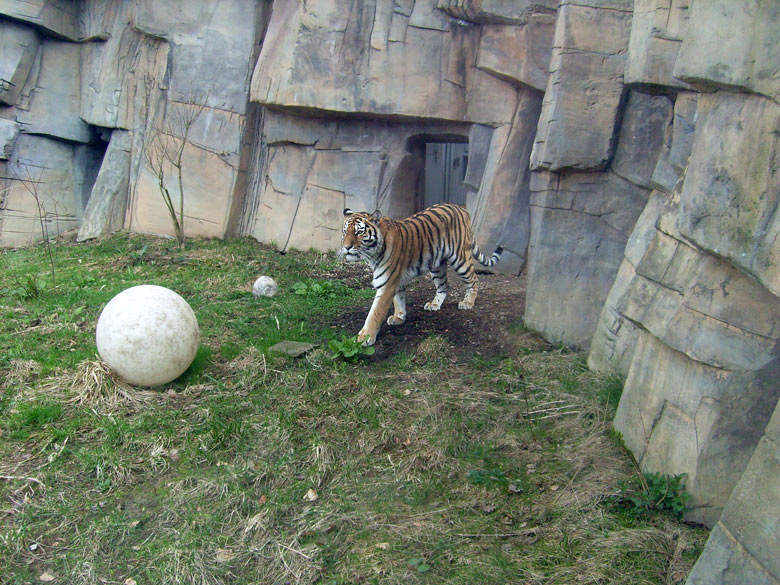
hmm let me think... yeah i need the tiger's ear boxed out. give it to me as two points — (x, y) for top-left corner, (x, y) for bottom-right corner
(343, 208), (353, 217)
(370, 209), (382, 221)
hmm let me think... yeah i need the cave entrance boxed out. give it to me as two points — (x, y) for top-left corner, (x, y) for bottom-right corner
(423, 141), (469, 209)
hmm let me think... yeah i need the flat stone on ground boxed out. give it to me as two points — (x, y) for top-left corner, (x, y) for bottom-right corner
(268, 341), (317, 358)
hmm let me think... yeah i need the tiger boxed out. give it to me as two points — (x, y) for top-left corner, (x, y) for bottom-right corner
(340, 202), (503, 346)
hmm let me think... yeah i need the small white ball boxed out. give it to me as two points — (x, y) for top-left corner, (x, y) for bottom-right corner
(252, 275), (278, 298)
(96, 285), (199, 386)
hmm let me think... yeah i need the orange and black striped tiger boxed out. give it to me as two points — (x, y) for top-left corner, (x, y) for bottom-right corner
(340, 202), (502, 346)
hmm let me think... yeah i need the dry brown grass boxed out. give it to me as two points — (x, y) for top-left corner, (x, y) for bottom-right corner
(66, 359), (155, 410)
(2, 359), (42, 390)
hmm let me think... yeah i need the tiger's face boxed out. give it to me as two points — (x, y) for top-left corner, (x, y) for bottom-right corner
(340, 208), (382, 263)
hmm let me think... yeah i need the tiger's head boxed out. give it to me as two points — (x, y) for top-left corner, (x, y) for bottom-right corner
(340, 208), (383, 263)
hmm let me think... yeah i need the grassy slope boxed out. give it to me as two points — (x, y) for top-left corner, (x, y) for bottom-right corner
(0, 236), (707, 585)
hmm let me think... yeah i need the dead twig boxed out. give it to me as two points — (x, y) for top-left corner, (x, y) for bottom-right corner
(0, 475), (45, 488)
(276, 542), (313, 560)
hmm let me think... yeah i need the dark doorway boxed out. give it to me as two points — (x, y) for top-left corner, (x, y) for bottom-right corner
(423, 142), (469, 209)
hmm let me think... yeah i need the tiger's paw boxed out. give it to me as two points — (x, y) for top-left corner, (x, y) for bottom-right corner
(387, 315), (406, 326)
(423, 301), (441, 311)
(457, 300), (475, 310)
(357, 330), (376, 346)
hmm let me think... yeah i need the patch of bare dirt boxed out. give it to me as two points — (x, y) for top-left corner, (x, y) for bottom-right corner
(320, 262), (545, 361)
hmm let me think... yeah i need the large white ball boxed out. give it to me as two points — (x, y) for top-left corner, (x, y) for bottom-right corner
(96, 285), (200, 386)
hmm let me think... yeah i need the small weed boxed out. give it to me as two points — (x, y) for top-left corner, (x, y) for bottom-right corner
(5, 274), (46, 300)
(607, 472), (690, 520)
(292, 279), (344, 298)
(560, 376), (579, 393)
(204, 403), (249, 452)
(129, 243), (149, 265)
(219, 342), (242, 360)
(407, 556), (431, 573)
(328, 334), (375, 361)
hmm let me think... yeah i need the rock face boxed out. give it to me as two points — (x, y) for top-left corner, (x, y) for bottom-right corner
(1, 0), (264, 246)
(530, 0), (633, 172)
(579, 1), (780, 582)
(244, 0), (554, 273)
(686, 397), (780, 585)
(525, 89), (671, 347)
(2, 2), (780, 583)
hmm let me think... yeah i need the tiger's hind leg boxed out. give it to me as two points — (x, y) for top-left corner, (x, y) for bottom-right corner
(387, 288), (407, 325)
(424, 263), (448, 311)
(451, 256), (478, 310)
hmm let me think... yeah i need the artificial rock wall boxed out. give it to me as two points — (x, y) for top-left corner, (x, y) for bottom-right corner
(1, 0), (266, 246)
(241, 0), (557, 273)
(1, 0), (557, 276)
(2, 1), (780, 583)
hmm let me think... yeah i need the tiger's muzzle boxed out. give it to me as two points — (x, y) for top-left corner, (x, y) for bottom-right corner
(339, 247), (361, 262)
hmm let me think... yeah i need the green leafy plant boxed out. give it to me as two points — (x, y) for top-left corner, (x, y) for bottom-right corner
(467, 467), (507, 488)
(407, 556), (431, 573)
(292, 279), (343, 298)
(129, 243), (149, 265)
(328, 334), (375, 361)
(607, 472), (690, 519)
(4, 274), (45, 300)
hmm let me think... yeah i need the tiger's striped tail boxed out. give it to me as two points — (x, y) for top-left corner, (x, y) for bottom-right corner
(472, 243), (503, 267)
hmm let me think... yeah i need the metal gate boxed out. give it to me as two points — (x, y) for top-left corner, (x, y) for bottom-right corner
(423, 143), (468, 209)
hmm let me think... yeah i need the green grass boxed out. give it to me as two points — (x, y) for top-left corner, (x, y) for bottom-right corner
(0, 235), (707, 585)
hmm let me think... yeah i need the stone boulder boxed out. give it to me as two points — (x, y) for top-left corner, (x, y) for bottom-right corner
(250, 0), (519, 126)
(588, 91), (698, 375)
(624, 0), (692, 89)
(524, 169), (649, 347)
(16, 39), (92, 143)
(677, 92), (780, 298)
(0, 133), (102, 246)
(673, 0), (780, 102)
(588, 88), (780, 529)
(530, 0), (633, 172)
(525, 90), (670, 348)
(476, 14), (555, 92)
(78, 0), (263, 242)
(650, 91), (697, 193)
(0, 117), (19, 159)
(0, 20), (39, 106)
(615, 327), (780, 527)
(80, 14), (170, 130)
(587, 191), (678, 376)
(470, 91), (543, 274)
(687, 398), (780, 585)
(611, 92), (674, 189)
(436, 0), (557, 25)
(0, 0), (80, 41)
(77, 130), (131, 241)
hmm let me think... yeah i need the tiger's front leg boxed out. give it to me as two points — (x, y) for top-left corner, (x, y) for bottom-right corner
(357, 285), (397, 346)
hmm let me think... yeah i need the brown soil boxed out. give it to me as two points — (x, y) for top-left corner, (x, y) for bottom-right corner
(320, 262), (546, 361)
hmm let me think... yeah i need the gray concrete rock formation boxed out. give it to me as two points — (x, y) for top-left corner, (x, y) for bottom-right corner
(1, 0), (263, 245)
(1, 2), (779, 583)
